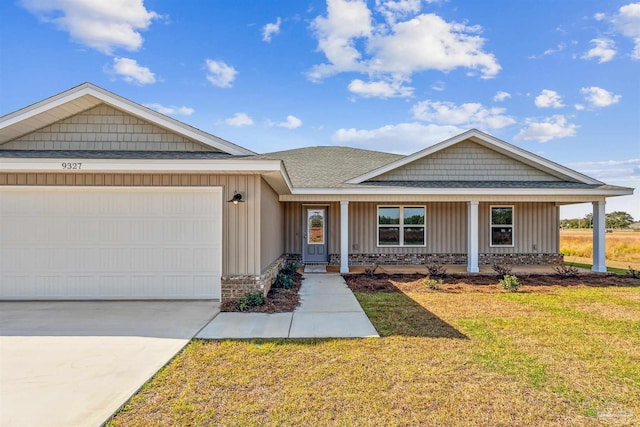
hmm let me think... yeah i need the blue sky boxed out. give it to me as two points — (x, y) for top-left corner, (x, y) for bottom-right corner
(1, 0), (638, 219)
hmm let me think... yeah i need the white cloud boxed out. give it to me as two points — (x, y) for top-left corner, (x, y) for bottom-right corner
(582, 38), (616, 63)
(534, 89), (565, 108)
(574, 104), (585, 111)
(580, 86), (621, 108)
(144, 103), (194, 116)
(112, 57), (155, 84)
(514, 115), (578, 143)
(569, 159), (640, 181)
(613, 2), (640, 59)
(269, 115), (303, 129)
(594, 12), (607, 21)
(20, 0), (159, 54)
(348, 79), (413, 98)
(308, 0), (500, 95)
(205, 59), (237, 88)
(411, 100), (515, 129)
(225, 113), (254, 127)
(529, 42), (566, 59)
(262, 17), (281, 42)
(431, 80), (445, 91)
(333, 122), (462, 154)
(493, 91), (511, 102)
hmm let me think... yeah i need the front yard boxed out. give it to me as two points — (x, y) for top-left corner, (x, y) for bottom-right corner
(108, 275), (639, 426)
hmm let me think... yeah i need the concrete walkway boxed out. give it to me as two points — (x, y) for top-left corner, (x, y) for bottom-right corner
(197, 273), (379, 339)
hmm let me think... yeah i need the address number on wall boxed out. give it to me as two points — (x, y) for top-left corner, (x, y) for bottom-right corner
(61, 162), (82, 170)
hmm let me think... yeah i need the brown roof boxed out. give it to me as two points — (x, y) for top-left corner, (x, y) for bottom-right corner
(253, 146), (402, 188)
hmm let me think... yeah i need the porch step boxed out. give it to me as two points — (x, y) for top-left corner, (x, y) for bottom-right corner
(304, 263), (328, 273)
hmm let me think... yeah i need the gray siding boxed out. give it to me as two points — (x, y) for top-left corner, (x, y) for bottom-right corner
(0, 172), (262, 275)
(374, 140), (562, 182)
(1, 104), (218, 152)
(260, 179), (285, 271)
(284, 201), (558, 255)
(479, 202), (558, 253)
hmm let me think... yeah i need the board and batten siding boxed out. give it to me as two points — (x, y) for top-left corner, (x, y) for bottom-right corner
(479, 202), (558, 254)
(260, 179), (285, 271)
(0, 173), (264, 275)
(374, 140), (563, 182)
(284, 201), (558, 256)
(0, 104), (217, 152)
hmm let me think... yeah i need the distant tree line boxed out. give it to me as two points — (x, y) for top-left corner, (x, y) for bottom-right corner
(560, 211), (635, 229)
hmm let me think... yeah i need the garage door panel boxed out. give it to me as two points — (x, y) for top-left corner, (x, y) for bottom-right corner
(0, 187), (222, 300)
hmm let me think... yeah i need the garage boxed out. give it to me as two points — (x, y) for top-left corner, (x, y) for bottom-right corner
(0, 186), (222, 300)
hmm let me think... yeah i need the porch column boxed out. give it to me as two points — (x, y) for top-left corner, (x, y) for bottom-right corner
(592, 200), (606, 272)
(467, 201), (479, 273)
(340, 200), (349, 273)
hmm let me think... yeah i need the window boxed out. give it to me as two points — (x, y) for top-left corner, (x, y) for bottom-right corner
(490, 206), (514, 247)
(378, 206), (425, 246)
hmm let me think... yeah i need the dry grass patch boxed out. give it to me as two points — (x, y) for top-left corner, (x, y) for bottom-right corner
(108, 275), (639, 427)
(561, 230), (640, 268)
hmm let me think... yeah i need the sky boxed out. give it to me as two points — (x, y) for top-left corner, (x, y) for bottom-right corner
(0, 0), (638, 219)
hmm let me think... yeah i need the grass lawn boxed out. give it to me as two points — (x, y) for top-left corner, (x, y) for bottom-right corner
(108, 279), (639, 426)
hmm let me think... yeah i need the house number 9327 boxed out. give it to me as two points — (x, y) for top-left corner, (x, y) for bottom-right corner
(61, 162), (82, 170)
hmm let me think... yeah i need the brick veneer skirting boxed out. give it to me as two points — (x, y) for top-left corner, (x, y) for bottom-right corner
(220, 255), (287, 301)
(326, 253), (563, 266)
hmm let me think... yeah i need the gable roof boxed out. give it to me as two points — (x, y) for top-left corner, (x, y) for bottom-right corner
(253, 146), (402, 187)
(0, 82), (255, 156)
(345, 129), (604, 186)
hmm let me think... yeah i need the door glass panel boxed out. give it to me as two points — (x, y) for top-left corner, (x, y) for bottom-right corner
(307, 209), (325, 244)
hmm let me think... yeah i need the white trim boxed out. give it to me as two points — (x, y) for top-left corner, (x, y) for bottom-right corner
(467, 201), (479, 273)
(376, 205), (426, 247)
(0, 83), (255, 155)
(0, 157), (284, 172)
(345, 129), (603, 185)
(340, 201), (349, 274)
(489, 205), (515, 248)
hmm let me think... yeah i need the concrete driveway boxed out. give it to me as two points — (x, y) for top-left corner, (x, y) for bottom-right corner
(0, 301), (220, 427)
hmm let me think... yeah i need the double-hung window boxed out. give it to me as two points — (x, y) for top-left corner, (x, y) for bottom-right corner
(378, 206), (426, 246)
(490, 206), (514, 247)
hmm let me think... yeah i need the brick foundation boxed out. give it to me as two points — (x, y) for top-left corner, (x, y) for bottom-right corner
(220, 255), (288, 301)
(324, 253), (563, 266)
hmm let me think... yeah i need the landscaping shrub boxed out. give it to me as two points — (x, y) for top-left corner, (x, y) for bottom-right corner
(238, 292), (265, 311)
(627, 266), (640, 279)
(274, 272), (295, 289)
(282, 261), (299, 275)
(364, 264), (378, 276)
(491, 260), (513, 278)
(423, 278), (443, 290)
(426, 263), (447, 278)
(554, 262), (580, 277)
(500, 275), (521, 292)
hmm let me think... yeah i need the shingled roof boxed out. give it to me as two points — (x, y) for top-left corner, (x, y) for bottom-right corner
(253, 146), (402, 188)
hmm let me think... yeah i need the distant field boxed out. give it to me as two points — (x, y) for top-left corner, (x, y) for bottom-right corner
(560, 230), (640, 269)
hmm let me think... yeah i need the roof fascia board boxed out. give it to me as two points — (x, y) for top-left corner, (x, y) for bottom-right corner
(0, 157), (285, 173)
(1, 83), (255, 156)
(346, 129), (602, 185)
(287, 186), (633, 197)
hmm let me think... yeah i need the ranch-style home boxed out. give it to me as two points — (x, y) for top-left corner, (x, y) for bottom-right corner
(0, 83), (633, 301)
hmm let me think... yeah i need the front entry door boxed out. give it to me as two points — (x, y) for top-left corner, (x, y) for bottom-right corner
(303, 207), (328, 263)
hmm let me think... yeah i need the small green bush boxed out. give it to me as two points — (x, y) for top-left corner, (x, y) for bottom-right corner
(282, 261), (299, 275)
(500, 275), (521, 292)
(423, 278), (443, 290)
(274, 272), (295, 289)
(426, 263), (447, 278)
(238, 291), (265, 311)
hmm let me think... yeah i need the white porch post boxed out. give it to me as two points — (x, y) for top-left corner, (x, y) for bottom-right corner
(340, 200), (349, 273)
(467, 201), (479, 273)
(592, 200), (606, 272)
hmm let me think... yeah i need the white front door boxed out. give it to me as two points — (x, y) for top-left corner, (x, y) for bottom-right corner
(0, 187), (222, 300)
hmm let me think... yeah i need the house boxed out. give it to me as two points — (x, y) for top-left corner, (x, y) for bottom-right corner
(0, 83), (633, 301)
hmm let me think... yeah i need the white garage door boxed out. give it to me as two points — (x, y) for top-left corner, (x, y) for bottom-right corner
(0, 187), (222, 300)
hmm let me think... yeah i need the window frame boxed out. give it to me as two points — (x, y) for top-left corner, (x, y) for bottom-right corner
(489, 205), (515, 248)
(377, 205), (427, 247)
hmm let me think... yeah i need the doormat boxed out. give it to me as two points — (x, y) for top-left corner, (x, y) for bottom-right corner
(304, 263), (327, 273)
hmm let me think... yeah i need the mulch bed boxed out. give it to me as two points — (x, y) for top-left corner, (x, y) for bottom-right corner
(221, 273), (303, 313)
(344, 272), (640, 294)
